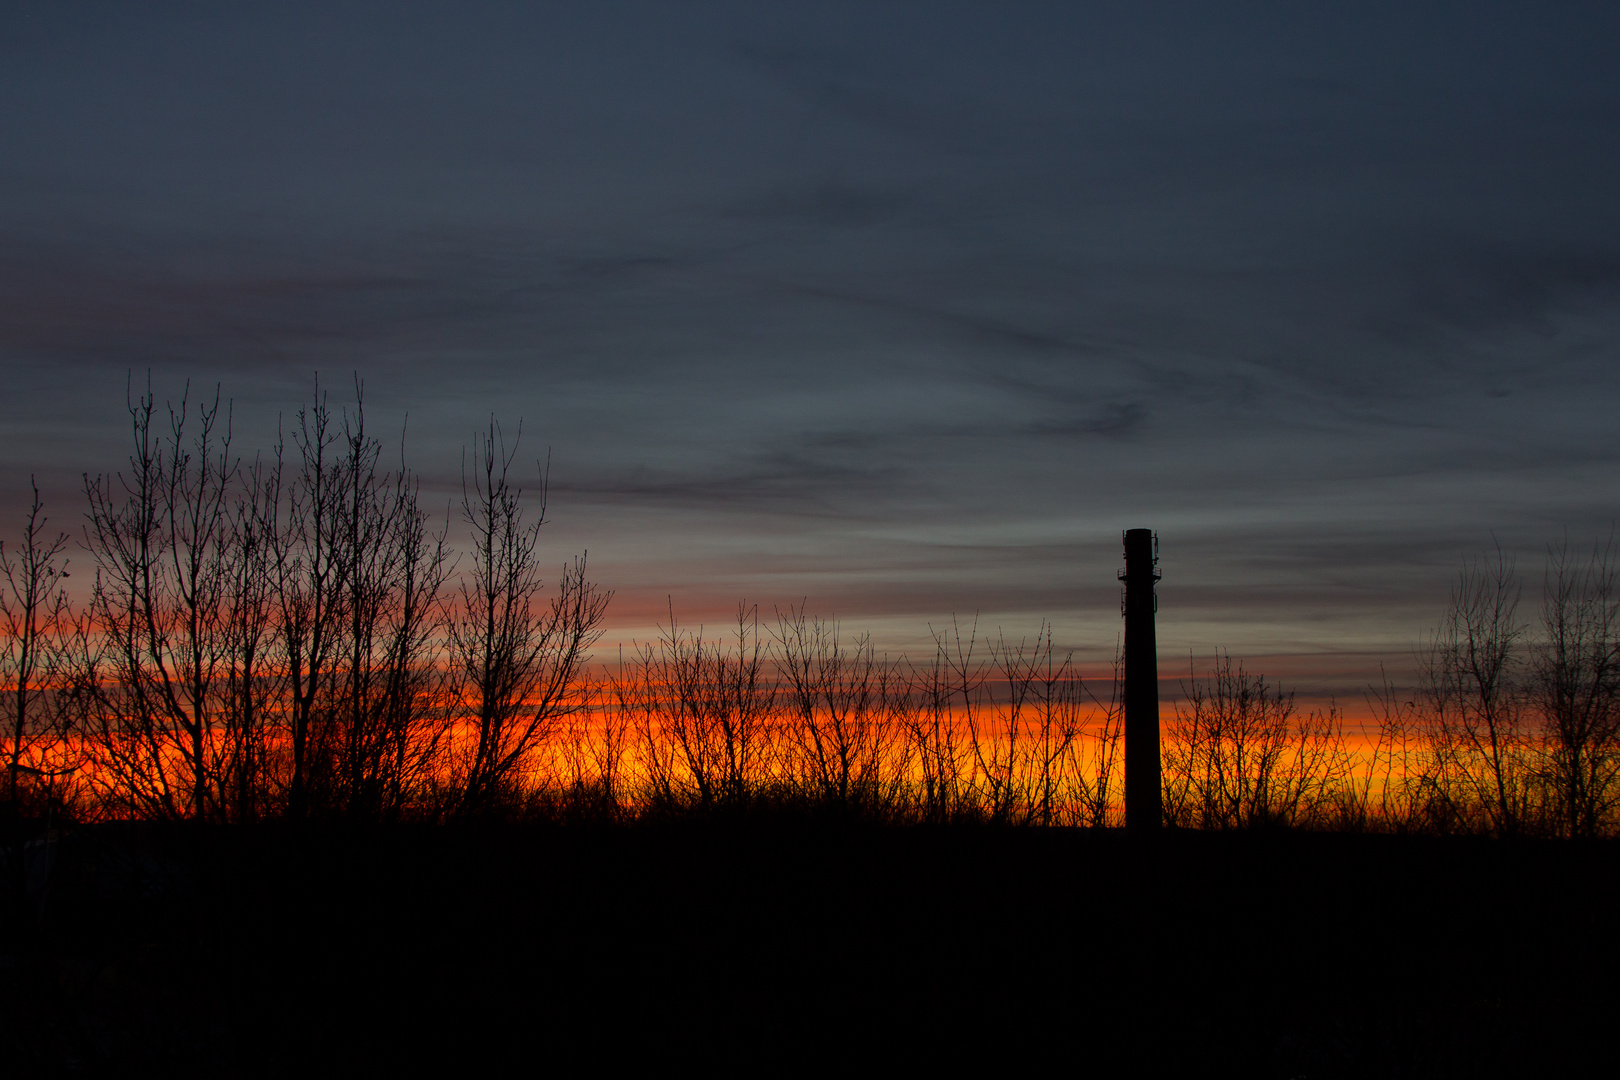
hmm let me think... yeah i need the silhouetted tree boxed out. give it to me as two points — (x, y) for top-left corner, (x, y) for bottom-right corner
(317, 390), (452, 819)
(447, 421), (609, 815)
(903, 619), (978, 823)
(624, 603), (774, 811)
(990, 624), (1086, 826)
(1163, 652), (1350, 829)
(773, 606), (906, 815)
(558, 679), (630, 818)
(273, 384), (349, 819)
(82, 383), (236, 820)
(363, 463), (452, 818)
(1354, 668), (1439, 832)
(1067, 642), (1124, 828)
(1, 478), (74, 814)
(1532, 538), (1620, 837)
(1421, 550), (1532, 835)
(215, 454), (281, 822)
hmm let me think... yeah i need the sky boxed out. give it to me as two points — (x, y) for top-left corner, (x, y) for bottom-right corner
(3, 2), (1618, 698)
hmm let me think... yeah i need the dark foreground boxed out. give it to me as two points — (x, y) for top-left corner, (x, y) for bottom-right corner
(3, 819), (1617, 1078)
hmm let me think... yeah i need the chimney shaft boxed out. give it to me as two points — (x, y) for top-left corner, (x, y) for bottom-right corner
(1122, 528), (1161, 830)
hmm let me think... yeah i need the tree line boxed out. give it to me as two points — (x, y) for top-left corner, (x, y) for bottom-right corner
(4, 382), (1620, 835)
(4, 381), (609, 824)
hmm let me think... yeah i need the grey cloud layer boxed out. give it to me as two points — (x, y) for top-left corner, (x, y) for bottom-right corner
(2, 1), (1618, 689)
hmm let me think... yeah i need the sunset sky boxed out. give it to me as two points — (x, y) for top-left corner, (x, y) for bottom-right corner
(3, 2), (1617, 698)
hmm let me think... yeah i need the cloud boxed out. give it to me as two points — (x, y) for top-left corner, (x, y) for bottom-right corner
(2, 0), (1619, 686)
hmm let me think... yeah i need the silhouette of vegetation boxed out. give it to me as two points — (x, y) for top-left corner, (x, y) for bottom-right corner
(1, 478), (75, 818)
(58, 379), (609, 826)
(1163, 652), (1352, 829)
(447, 421), (609, 816)
(1533, 539), (1620, 837)
(2, 378), (1620, 837)
(80, 384), (237, 821)
(773, 605), (906, 817)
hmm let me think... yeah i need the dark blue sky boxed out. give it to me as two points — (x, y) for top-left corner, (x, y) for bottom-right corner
(4, 2), (1618, 691)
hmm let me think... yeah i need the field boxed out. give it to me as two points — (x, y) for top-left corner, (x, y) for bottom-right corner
(5, 819), (1617, 1077)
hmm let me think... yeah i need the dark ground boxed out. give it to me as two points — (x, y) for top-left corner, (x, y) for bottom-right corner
(3, 818), (1617, 1077)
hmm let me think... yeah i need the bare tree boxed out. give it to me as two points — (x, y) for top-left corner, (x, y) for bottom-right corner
(1352, 668), (1439, 832)
(1067, 641), (1124, 829)
(558, 678), (630, 818)
(1164, 653), (1286, 828)
(212, 454), (283, 822)
(364, 465), (452, 818)
(447, 421), (609, 815)
(1532, 538), (1620, 838)
(623, 603), (773, 811)
(1162, 652), (1349, 829)
(316, 392), (452, 819)
(901, 619), (979, 823)
(82, 382), (235, 821)
(1420, 550), (1531, 835)
(990, 624), (1086, 826)
(1, 479), (74, 815)
(273, 384), (349, 819)
(773, 605), (905, 816)
(327, 395), (392, 813)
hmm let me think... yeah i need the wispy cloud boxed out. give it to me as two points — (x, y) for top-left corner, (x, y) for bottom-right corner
(2, 1), (1618, 689)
